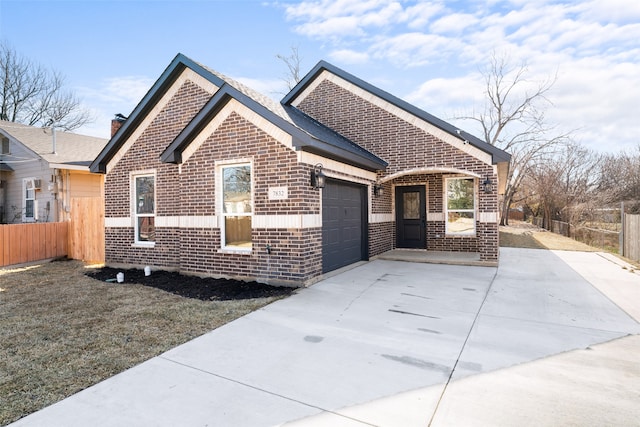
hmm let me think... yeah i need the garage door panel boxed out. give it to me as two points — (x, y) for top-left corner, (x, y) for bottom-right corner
(322, 180), (366, 273)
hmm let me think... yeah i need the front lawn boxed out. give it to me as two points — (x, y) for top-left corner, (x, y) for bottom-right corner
(0, 260), (289, 426)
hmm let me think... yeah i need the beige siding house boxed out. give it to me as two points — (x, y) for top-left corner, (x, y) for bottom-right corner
(0, 121), (108, 223)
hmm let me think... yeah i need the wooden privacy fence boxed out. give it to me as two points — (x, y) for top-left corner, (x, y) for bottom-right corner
(623, 214), (640, 263)
(0, 222), (68, 267)
(0, 197), (105, 267)
(68, 197), (105, 263)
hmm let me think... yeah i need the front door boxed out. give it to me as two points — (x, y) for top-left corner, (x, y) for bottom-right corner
(396, 186), (426, 249)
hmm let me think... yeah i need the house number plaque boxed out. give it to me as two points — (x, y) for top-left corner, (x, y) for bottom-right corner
(268, 186), (288, 200)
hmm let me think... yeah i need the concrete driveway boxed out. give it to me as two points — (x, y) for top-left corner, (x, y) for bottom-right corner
(11, 248), (640, 426)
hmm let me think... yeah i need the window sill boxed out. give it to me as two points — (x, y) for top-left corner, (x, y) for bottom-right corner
(217, 248), (252, 255)
(132, 242), (156, 248)
(444, 233), (477, 238)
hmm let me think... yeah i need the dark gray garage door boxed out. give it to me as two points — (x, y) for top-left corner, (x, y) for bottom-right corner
(322, 179), (367, 273)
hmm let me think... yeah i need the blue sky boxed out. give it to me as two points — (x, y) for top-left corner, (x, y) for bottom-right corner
(1, 0), (638, 153)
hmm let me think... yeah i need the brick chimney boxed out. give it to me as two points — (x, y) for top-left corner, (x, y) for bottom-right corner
(111, 113), (127, 137)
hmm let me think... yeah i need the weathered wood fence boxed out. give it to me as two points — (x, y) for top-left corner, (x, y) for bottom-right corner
(0, 197), (105, 267)
(533, 213), (640, 263)
(623, 214), (640, 263)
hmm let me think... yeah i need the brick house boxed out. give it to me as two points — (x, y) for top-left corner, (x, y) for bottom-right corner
(90, 54), (510, 286)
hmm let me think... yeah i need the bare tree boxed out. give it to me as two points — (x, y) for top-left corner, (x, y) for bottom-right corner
(457, 52), (570, 225)
(276, 45), (302, 91)
(0, 41), (92, 131)
(596, 146), (640, 213)
(524, 142), (601, 228)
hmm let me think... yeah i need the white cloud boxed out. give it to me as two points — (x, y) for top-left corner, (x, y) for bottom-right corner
(328, 49), (370, 64)
(281, 0), (640, 152)
(77, 76), (154, 109)
(284, 0), (406, 39)
(429, 12), (480, 34)
(73, 75), (155, 139)
(370, 32), (464, 67)
(294, 15), (367, 39)
(404, 2), (445, 29)
(577, 0), (640, 24)
(284, 0), (397, 21)
(549, 57), (640, 151)
(235, 77), (287, 99)
(404, 73), (487, 137)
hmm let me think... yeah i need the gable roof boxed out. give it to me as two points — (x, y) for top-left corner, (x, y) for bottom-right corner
(91, 54), (388, 173)
(0, 120), (108, 170)
(282, 61), (511, 166)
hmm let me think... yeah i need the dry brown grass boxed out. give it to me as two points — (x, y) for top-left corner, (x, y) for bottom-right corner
(500, 221), (599, 251)
(0, 260), (282, 426)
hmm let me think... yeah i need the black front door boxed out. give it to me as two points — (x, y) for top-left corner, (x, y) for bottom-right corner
(396, 186), (426, 249)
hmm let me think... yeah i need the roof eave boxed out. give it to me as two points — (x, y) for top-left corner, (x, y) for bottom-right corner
(49, 163), (91, 172)
(161, 84), (387, 172)
(90, 53), (225, 174)
(295, 139), (387, 171)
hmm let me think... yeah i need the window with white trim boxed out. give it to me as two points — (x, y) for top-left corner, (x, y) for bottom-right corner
(23, 178), (36, 222)
(133, 173), (155, 244)
(445, 177), (476, 234)
(221, 163), (252, 250)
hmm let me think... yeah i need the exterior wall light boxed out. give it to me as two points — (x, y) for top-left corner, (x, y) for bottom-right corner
(311, 163), (326, 189)
(373, 184), (384, 197)
(482, 177), (493, 194)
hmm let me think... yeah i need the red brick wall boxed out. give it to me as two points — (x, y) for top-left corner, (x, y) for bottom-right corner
(297, 79), (499, 261)
(176, 112), (323, 283)
(296, 80), (494, 177)
(105, 81), (210, 219)
(105, 81), (212, 269)
(178, 228), (321, 284)
(104, 80), (324, 285)
(369, 222), (394, 257)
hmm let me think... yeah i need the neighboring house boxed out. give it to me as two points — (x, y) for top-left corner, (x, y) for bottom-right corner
(0, 121), (108, 223)
(90, 54), (510, 286)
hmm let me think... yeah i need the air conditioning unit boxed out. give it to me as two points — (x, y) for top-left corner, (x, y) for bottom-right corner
(33, 179), (41, 190)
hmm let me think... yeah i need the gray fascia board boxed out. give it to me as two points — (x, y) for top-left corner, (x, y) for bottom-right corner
(283, 60), (511, 165)
(160, 87), (236, 163)
(90, 53), (225, 173)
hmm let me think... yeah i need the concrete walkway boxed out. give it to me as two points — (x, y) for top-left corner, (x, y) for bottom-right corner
(10, 248), (640, 426)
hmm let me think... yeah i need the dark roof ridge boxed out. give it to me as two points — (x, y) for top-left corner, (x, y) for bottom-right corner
(91, 53), (221, 173)
(91, 53), (387, 173)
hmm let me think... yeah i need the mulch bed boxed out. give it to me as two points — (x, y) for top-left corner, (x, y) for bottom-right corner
(86, 267), (296, 301)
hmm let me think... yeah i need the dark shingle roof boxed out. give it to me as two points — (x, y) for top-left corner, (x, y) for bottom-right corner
(92, 54), (387, 173)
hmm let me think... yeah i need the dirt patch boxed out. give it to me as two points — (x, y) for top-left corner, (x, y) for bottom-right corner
(86, 267), (295, 301)
(500, 221), (598, 252)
